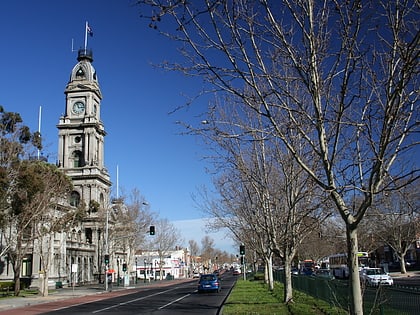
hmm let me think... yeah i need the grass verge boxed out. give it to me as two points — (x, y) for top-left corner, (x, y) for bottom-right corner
(222, 279), (347, 315)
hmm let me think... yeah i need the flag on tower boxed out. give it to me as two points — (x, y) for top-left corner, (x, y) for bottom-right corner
(87, 24), (93, 37)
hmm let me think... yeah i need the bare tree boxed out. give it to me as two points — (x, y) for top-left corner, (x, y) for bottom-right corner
(197, 103), (331, 300)
(188, 239), (200, 275)
(200, 235), (216, 272)
(135, 1), (419, 313)
(370, 185), (420, 274)
(115, 188), (154, 272)
(149, 218), (183, 279)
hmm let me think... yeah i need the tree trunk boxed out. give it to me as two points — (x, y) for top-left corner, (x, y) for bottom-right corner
(400, 256), (407, 274)
(347, 226), (363, 315)
(13, 257), (22, 296)
(267, 254), (274, 291)
(264, 260), (269, 284)
(283, 256), (293, 304)
(13, 272), (21, 296)
(39, 272), (49, 297)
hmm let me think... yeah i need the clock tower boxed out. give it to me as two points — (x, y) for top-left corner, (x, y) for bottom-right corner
(57, 48), (111, 204)
(57, 49), (112, 283)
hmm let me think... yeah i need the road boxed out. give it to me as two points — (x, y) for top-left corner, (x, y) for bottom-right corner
(5, 273), (237, 315)
(393, 274), (420, 287)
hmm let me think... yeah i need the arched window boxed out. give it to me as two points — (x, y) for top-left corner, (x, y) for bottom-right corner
(99, 193), (105, 208)
(73, 150), (83, 167)
(76, 67), (85, 77)
(70, 191), (81, 207)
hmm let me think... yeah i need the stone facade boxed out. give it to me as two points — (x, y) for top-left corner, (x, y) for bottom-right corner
(0, 49), (123, 289)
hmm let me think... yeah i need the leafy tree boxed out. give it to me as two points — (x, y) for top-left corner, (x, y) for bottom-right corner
(135, 2), (419, 313)
(0, 106), (41, 229)
(4, 160), (74, 296)
(0, 106), (42, 295)
(27, 162), (75, 297)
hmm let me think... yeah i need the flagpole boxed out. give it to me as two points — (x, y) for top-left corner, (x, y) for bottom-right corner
(84, 21), (88, 51)
(37, 105), (42, 159)
(116, 165), (119, 199)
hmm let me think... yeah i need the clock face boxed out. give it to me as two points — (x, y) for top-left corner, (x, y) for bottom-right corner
(73, 101), (85, 114)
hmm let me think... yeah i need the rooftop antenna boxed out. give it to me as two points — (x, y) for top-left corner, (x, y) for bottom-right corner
(71, 38), (76, 52)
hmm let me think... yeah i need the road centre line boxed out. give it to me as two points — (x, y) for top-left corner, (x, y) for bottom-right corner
(92, 287), (177, 313)
(158, 293), (192, 310)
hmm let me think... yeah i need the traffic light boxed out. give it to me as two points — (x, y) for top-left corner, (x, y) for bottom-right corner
(240, 256), (245, 265)
(149, 225), (155, 235)
(104, 254), (110, 265)
(122, 263), (127, 272)
(239, 244), (245, 255)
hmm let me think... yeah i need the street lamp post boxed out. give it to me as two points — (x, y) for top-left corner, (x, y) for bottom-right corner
(150, 262), (153, 281)
(117, 257), (120, 286)
(105, 205), (109, 292)
(135, 258), (138, 284)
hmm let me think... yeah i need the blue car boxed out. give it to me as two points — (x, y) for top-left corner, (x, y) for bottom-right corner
(197, 274), (221, 293)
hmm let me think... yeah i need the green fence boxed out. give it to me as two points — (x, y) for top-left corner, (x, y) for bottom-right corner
(274, 270), (420, 315)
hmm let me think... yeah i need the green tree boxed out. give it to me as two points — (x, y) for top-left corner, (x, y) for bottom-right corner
(26, 162), (75, 296)
(0, 106), (42, 295)
(0, 105), (41, 230)
(5, 160), (74, 296)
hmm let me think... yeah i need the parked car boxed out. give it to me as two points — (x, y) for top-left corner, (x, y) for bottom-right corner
(233, 268), (241, 275)
(312, 269), (334, 280)
(197, 274), (221, 293)
(360, 268), (393, 286)
(301, 267), (314, 276)
(192, 272), (200, 278)
(291, 268), (299, 275)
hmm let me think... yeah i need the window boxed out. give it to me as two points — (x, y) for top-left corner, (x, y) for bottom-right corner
(70, 191), (81, 207)
(76, 67), (85, 77)
(85, 228), (92, 244)
(73, 150), (83, 167)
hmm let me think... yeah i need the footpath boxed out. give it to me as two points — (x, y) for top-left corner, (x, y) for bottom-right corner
(0, 278), (193, 313)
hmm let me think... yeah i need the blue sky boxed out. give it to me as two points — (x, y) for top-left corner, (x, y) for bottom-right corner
(0, 1), (235, 253)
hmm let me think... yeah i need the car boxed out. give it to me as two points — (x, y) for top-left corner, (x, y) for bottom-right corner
(313, 269), (335, 280)
(360, 268), (393, 286)
(291, 268), (299, 275)
(301, 267), (314, 276)
(197, 274), (221, 293)
(233, 268), (241, 275)
(192, 272), (200, 278)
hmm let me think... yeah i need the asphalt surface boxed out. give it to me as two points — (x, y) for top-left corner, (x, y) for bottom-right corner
(0, 278), (194, 314)
(0, 270), (418, 314)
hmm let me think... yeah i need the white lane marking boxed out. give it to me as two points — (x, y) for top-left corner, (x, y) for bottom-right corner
(92, 288), (176, 313)
(158, 293), (191, 310)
